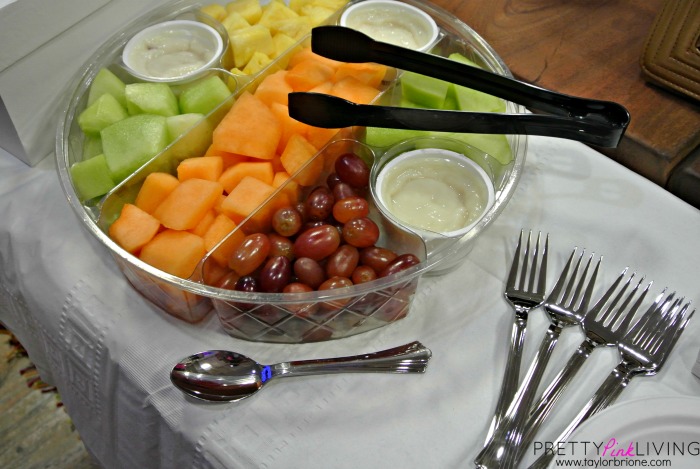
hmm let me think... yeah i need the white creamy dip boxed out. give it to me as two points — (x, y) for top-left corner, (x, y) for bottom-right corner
(340, 1), (438, 51)
(378, 151), (491, 235)
(123, 21), (223, 82)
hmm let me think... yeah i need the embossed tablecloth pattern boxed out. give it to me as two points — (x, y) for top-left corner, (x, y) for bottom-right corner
(1, 136), (700, 469)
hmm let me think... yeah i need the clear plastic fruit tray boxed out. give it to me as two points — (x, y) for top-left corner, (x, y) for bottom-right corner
(56, 0), (527, 343)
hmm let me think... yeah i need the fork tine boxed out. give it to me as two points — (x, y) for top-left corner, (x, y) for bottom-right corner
(535, 234), (549, 296)
(647, 299), (690, 356)
(562, 250), (586, 303)
(507, 230), (524, 289)
(628, 289), (670, 342)
(547, 248), (577, 302)
(644, 296), (685, 352)
(587, 268), (628, 321)
(614, 279), (651, 333)
(518, 231), (533, 291)
(527, 232), (542, 293)
(575, 256), (601, 311)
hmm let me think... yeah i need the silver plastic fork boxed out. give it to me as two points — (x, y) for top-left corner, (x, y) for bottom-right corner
(483, 230), (548, 441)
(513, 270), (650, 464)
(476, 248), (600, 469)
(528, 291), (695, 469)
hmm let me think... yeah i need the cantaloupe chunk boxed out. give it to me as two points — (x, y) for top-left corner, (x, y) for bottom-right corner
(220, 175), (276, 222)
(254, 70), (293, 107)
(279, 133), (322, 186)
(306, 126), (339, 150)
(287, 47), (341, 70)
(139, 230), (206, 278)
(135, 172), (180, 214)
(190, 209), (216, 237)
(219, 161), (274, 193)
(177, 156), (224, 182)
(153, 178), (224, 230)
(331, 76), (381, 104)
(285, 59), (336, 91)
(203, 214), (246, 267)
(334, 62), (387, 88)
(272, 170), (301, 203)
(212, 92), (281, 160)
(269, 102), (311, 154)
(205, 143), (251, 168)
(307, 81), (333, 95)
(109, 203), (161, 254)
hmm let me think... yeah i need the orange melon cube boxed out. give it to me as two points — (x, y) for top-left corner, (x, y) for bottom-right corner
(287, 47), (341, 70)
(280, 133), (323, 186)
(331, 76), (381, 104)
(139, 230), (206, 278)
(254, 70), (293, 107)
(203, 214), (246, 267)
(219, 161), (274, 194)
(177, 156), (224, 182)
(190, 209), (216, 237)
(269, 102), (312, 154)
(307, 81), (333, 95)
(212, 92), (281, 160)
(220, 175), (277, 222)
(135, 172), (180, 214)
(306, 126), (339, 150)
(333, 62), (388, 88)
(285, 59), (336, 92)
(273, 171), (301, 203)
(109, 203), (161, 254)
(153, 178), (224, 230)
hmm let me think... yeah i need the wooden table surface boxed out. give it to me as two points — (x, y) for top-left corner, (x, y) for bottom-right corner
(432, 0), (700, 187)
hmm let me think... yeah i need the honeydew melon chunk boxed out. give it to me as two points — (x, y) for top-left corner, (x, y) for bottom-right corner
(87, 68), (127, 108)
(101, 114), (169, 182)
(70, 153), (116, 201)
(82, 135), (103, 160)
(400, 71), (450, 109)
(178, 75), (232, 115)
(166, 113), (206, 142)
(364, 127), (430, 148)
(447, 53), (507, 113)
(125, 83), (179, 117)
(78, 93), (128, 135)
(447, 132), (512, 165)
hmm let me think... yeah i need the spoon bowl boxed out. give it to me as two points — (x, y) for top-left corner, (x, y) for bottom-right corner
(171, 341), (432, 402)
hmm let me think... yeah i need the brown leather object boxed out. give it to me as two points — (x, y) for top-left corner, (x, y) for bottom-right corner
(641, 0), (700, 102)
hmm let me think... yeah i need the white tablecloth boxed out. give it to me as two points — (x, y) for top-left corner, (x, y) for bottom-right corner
(2, 135), (700, 469)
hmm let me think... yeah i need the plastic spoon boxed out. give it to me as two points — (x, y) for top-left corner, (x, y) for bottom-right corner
(171, 341), (432, 402)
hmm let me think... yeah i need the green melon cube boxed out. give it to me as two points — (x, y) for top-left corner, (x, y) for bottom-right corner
(78, 93), (128, 135)
(87, 68), (127, 108)
(178, 76), (232, 115)
(364, 127), (430, 148)
(447, 132), (513, 165)
(125, 83), (179, 117)
(101, 114), (169, 182)
(400, 71), (450, 109)
(82, 135), (103, 160)
(447, 53), (506, 113)
(166, 113), (205, 142)
(70, 153), (116, 201)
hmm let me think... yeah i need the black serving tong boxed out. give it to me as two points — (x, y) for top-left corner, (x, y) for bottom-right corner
(287, 26), (630, 148)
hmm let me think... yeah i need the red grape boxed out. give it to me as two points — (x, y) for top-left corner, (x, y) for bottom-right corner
(229, 233), (271, 276)
(351, 265), (377, 284)
(293, 257), (327, 289)
(332, 196), (370, 224)
(335, 153), (370, 188)
(326, 244), (359, 278)
(268, 233), (294, 260)
(259, 256), (292, 293)
(360, 246), (398, 272)
(342, 217), (379, 248)
(272, 206), (302, 237)
(294, 224), (341, 260)
(332, 181), (357, 201)
(379, 253), (420, 277)
(304, 186), (335, 221)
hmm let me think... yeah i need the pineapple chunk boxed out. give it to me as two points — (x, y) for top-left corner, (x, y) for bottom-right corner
(226, 0), (263, 24)
(289, 0), (314, 14)
(272, 33), (297, 58)
(271, 17), (313, 40)
(230, 25), (275, 69)
(313, 0), (350, 10)
(243, 51), (273, 75)
(200, 4), (227, 21)
(221, 11), (250, 36)
(259, 2), (299, 29)
(300, 4), (337, 25)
